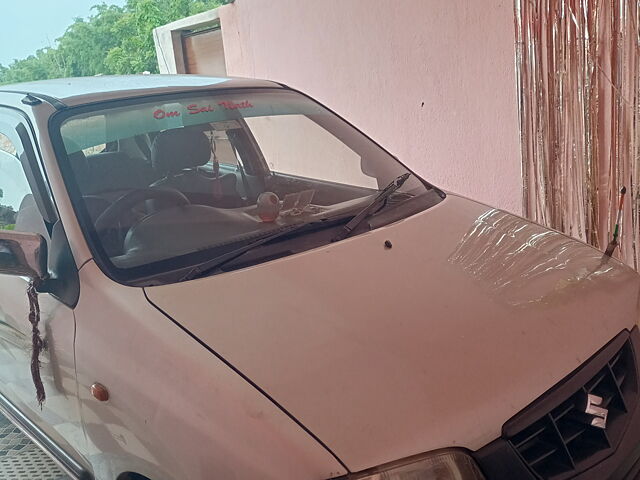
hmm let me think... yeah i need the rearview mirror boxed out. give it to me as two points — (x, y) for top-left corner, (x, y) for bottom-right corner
(0, 230), (47, 279)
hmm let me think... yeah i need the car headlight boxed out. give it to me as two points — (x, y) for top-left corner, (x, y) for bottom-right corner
(348, 450), (485, 480)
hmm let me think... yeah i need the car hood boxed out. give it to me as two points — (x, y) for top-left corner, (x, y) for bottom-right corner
(144, 194), (640, 472)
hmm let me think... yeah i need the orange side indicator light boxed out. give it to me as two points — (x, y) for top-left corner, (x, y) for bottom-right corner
(90, 383), (110, 402)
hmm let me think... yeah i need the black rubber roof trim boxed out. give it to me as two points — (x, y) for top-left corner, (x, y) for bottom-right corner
(0, 90), (68, 110)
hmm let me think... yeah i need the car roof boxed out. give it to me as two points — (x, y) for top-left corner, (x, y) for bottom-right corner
(0, 75), (283, 108)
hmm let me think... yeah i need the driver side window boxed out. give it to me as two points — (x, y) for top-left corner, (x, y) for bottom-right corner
(0, 128), (46, 237)
(245, 115), (378, 188)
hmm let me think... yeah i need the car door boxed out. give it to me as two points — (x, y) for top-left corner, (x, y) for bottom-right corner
(0, 108), (89, 474)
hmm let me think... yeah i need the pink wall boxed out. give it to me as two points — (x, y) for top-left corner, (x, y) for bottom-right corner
(219, 0), (522, 214)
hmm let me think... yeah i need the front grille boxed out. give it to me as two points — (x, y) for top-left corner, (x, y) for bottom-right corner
(507, 334), (638, 479)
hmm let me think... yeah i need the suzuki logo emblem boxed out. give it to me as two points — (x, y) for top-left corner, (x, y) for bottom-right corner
(584, 394), (608, 429)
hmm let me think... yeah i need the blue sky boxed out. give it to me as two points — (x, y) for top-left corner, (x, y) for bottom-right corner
(0, 0), (127, 66)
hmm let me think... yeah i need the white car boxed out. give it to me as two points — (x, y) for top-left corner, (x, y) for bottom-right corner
(0, 75), (638, 480)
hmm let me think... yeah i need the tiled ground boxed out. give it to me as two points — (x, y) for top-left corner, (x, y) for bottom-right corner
(0, 414), (68, 479)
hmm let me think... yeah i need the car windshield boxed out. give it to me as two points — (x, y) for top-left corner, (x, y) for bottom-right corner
(54, 88), (433, 284)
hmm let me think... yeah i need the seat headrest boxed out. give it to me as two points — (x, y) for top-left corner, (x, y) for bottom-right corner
(86, 152), (143, 193)
(151, 128), (212, 176)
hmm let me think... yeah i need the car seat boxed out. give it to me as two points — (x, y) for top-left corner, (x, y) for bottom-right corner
(150, 128), (242, 208)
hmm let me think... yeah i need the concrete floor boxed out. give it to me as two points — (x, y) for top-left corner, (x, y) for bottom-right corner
(0, 414), (68, 479)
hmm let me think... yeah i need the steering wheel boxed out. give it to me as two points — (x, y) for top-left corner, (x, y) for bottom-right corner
(81, 195), (113, 222)
(95, 187), (190, 233)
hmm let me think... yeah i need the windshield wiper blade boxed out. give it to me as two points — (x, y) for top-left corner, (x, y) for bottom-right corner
(179, 221), (325, 282)
(179, 174), (411, 281)
(331, 172), (411, 242)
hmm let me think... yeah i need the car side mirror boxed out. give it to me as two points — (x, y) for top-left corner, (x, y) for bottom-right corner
(0, 230), (47, 279)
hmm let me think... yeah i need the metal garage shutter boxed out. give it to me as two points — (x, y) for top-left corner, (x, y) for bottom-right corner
(182, 28), (227, 76)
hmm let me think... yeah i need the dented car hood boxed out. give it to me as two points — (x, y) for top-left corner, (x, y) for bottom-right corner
(144, 194), (640, 472)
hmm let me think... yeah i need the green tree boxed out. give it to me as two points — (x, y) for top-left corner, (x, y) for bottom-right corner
(0, 205), (16, 227)
(0, 48), (66, 84)
(56, 4), (128, 77)
(0, 0), (227, 84)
